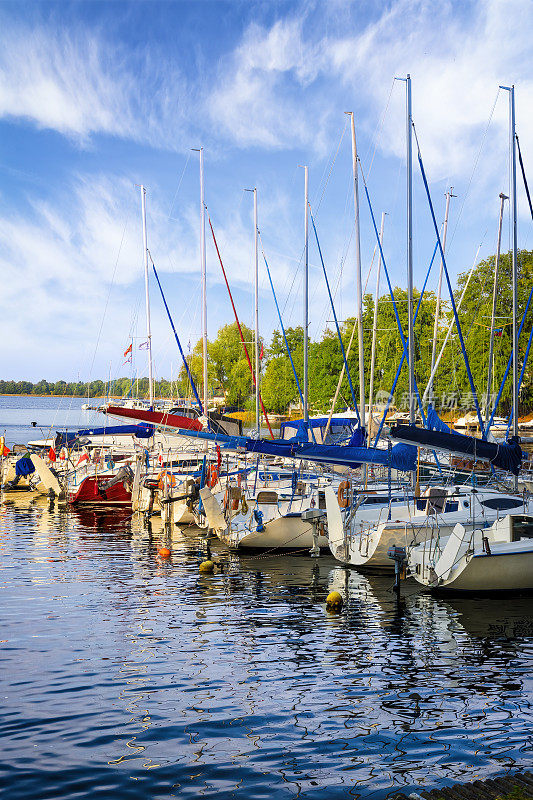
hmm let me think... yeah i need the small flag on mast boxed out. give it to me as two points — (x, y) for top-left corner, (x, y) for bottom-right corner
(124, 343), (133, 357)
(139, 341), (149, 350)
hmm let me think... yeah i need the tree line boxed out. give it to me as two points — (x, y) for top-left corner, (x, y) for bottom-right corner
(3, 250), (532, 416)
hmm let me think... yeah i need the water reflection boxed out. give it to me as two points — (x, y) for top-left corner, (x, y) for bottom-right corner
(0, 499), (531, 799)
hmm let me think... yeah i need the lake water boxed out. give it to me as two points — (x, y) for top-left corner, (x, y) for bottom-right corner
(0, 397), (532, 798)
(0, 395), (108, 446)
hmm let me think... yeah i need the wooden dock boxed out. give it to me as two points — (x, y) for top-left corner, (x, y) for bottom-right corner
(394, 771), (533, 800)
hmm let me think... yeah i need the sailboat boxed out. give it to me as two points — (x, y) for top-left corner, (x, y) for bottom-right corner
(408, 513), (533, 591)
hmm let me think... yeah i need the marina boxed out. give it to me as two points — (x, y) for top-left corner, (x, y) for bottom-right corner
(1, 2), (533, 796)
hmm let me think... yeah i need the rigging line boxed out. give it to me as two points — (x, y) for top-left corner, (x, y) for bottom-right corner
(358, 158), (427, 426)
(206, 209), (274, 438)
(517, 135), (533, 222)
(448, 87), (501, 251)
(366, 78), (396, 177)
(314, 118), (348, 215)
(167, 152), (191, 220)
(309, 206), (361, 424)
(414, 122), (485, 437)
(149, 253), (204, 413)
(87, 216), (129, 385)
(259, 240), (317, 443)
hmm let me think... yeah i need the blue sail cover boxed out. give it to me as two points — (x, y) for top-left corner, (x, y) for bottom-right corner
(171, 427), (416, 470)
(57, 424), (155, 445)
(245, 439), (416, 471)
(427, 404), (452, 434)
(390, 420), (523, 475)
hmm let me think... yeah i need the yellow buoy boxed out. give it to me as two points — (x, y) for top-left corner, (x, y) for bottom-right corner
(199, 560), (214, 573)
(158, 547), (171, 558)
(326, 590), (343, 613)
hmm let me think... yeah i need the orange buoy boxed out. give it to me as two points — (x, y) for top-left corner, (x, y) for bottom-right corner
(158, 547), (171, 558)
(337, 480), (350, 508)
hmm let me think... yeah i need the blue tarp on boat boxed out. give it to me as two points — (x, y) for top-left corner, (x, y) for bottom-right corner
(57, 423), (155, 445)
(389, 419), (523, 475)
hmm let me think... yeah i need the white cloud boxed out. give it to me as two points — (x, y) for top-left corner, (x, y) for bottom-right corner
(1, 0), (531, 175)
(0, 17), (192, 148)
(208, 0), (532, 179)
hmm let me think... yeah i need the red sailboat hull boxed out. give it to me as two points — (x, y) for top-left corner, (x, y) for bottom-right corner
(69, 476), (132, 506)
(105, 406), (203, 431)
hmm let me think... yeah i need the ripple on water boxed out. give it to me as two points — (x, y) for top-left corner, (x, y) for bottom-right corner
(0, 500), (532, 799)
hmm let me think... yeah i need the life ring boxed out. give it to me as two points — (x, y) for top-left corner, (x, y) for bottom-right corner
(224, 488), (239, 511)
(158, 470), (177, 490)
(337, 480), (350, 508)
(208, 465), (218, 489)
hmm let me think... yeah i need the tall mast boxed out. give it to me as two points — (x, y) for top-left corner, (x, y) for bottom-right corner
(485, 192), (508, 419)
(140, 185), (154, 407)
(245, 187), (261, 435)
(429, 187), (454, 404)
(348, 111), (366, 429)
(368, 211), (386, 441)
(200, 148), (208, 417)
(510, 86), (519, 447)
(303, 165), (309, 426)
(500, 84), (519, 488)
(253, 188), (260, 436)
(406, 75), (415, 426)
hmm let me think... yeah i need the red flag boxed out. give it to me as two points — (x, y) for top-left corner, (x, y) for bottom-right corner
(48, 447), (56, 462)
(76, 451), (89, 467)
(124, 343), (133, 357)
(259, 343), (264, 360)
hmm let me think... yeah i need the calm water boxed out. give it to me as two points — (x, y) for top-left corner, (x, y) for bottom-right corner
(1, 398), (532, 798)
(0, 395), (108, 446)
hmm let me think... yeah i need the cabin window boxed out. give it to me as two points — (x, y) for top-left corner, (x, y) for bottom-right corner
(363, 496), (389, 505)
(256, 491), (278, 505)
(444, 501), (459, 513)
(512, 518), (533, 540)
(480, 498), (523, 511)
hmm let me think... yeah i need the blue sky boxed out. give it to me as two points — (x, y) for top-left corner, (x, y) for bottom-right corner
(0, 0), (532, 383)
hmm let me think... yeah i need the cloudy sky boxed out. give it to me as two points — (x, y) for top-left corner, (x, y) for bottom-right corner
(0, 0), (531, 383)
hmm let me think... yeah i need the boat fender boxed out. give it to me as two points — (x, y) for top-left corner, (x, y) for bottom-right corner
(199, 560), (214, 573)
(207, 465), (218, 489)
(158, 470), (177, 490)
(337, 481), (350, 508)
(253, 509), (264, 532)
(223, 488), (239, 511)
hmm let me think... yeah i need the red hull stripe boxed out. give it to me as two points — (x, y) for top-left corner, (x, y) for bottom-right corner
(105, 406), (203, 432)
